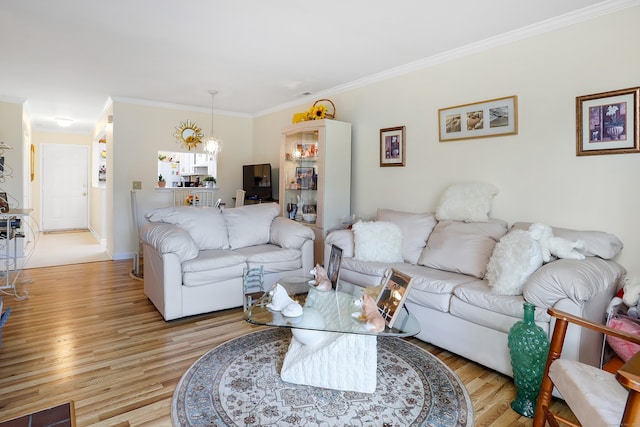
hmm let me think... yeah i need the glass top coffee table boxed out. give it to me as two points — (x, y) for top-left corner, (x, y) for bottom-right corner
(244, 276), (421, 393)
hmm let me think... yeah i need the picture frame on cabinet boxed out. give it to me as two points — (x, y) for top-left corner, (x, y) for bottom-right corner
(380, 126), (406, 167)
(576, 87), (640, 156)
(295, 166), (315, 190)
(438, 95), (518, 141)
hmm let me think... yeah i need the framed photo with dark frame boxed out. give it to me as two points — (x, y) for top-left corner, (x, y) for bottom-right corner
(576, 87), (640, 156)
(325, 244), (343, 290)
(438, 95), (518, 142)
(295, 166), (315, 189)
(376, 268), (414, 328)
(380, 126), (406, 167)
(0, 192), (8, 213)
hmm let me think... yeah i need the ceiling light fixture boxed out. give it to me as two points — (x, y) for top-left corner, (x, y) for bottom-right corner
(202, 90), (223, 155)
(55, 117), (73, 128)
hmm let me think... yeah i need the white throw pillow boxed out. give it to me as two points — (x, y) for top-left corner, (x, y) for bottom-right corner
(435, 182), (499, 223)
(352, 221), (403, 263)
(222, 203), (280, 249)
(486, 229), (543, 296)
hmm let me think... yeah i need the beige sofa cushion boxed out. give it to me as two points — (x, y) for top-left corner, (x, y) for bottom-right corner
(418, 219), (508, 279)
(222, 203), (280, 249)
(139, 222), (199, 262)
(523, 257), (626, 308)
(145, 206), (229, 250)
(511, 222), (623, 259)
(270, 217), (315, 249)
(376, 209), (437, 264)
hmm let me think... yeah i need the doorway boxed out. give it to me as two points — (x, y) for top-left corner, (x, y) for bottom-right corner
(41, 143), (89, 231)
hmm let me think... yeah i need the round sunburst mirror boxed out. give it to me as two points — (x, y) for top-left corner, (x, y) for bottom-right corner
(174, 120), (204, 150)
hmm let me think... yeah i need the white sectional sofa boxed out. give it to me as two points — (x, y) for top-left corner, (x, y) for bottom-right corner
(140, 203), (315, 320)
(324, 208), (625, 377)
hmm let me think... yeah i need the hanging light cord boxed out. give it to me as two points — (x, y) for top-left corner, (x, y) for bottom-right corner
(209, 90), (216, 135)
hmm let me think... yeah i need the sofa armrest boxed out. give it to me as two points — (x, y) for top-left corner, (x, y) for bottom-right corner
(325, 229), (355, 259)
(523, 257), (625, 309)
(139, 222), (199, 262)
(270, 217), (315, 249)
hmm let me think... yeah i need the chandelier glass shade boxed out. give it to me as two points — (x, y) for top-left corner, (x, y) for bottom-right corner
(204, 90), (223, 155)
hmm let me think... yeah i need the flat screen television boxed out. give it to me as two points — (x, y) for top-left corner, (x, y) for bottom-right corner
(243, 163), (273, 201)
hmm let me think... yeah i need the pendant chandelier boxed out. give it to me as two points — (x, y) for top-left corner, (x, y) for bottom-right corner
(203, 90), (223, 155)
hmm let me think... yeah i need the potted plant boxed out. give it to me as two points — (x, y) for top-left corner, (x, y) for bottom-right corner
(203, 176), (216, 188)
(158, 174), (166, 188)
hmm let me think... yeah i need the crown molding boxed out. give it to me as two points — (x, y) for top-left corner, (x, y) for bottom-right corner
(255, 0), (640, 118)
(110, 96), (251, 118)
(0, 95), (26, 105)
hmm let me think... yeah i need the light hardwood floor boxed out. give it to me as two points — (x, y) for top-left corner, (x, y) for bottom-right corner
(0, 260), (576, 426)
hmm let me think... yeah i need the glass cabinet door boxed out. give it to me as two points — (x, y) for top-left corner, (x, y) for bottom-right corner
(282, 129), (319, 225)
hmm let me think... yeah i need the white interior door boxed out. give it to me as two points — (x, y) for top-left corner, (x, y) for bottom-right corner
(41, 144), (89, 231)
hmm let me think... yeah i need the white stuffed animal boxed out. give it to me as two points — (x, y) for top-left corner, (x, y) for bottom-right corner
(622, 274), (640, 318)
(528, 223), (585, 262)
(267, 284), (303, 317)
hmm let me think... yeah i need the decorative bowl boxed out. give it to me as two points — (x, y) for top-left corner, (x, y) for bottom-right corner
(302, 213), (317, 223)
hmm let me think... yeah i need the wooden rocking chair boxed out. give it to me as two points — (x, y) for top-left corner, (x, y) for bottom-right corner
(533, 307), (640, 427)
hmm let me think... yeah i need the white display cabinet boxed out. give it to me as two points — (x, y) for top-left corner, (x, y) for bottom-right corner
(279, 119), (351, 264)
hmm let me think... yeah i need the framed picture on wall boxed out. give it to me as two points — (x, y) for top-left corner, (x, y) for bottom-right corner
(438, 95), (518, 142)
(576, 87), (640, 156)
(380, 126), (406, 167)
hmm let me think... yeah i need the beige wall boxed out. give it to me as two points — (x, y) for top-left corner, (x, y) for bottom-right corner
(0, 101), (25, 210)
(108, 101), (253, 258)
(255, 6), (640, 275)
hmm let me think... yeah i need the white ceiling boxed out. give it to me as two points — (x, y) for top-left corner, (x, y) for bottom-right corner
(0, 0), (633, 133)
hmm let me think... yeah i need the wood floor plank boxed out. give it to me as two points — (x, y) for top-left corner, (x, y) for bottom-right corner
(0, 260), (576, 426)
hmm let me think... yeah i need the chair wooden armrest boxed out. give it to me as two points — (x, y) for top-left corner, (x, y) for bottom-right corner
(617, 351), (640, 392)
(547, 308), (640, 346)
(533, 307), (640, 427)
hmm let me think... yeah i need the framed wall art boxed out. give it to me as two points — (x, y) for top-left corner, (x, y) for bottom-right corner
(380, 126), (405, 167)
(438, 95), (518, 142)
(576, 87), (640, 156)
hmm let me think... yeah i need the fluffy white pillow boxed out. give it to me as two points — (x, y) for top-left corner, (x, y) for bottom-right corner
(352, 221), (403, 263)
(435, 182), (499, 222)
(486, 229), (543, 295)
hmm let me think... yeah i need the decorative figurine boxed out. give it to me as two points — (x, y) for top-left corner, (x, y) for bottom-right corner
(308, 264), (331, 291)
(267, 284), (302, 317)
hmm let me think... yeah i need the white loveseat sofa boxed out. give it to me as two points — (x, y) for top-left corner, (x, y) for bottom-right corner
(324, 208), (625, 377)
(140, 203), (315, 320)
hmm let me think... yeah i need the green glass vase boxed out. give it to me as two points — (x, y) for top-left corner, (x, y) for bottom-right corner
(508, 302), (550, 418)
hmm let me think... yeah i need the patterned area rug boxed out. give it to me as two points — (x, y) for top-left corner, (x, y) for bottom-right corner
(172, 328), (473, 426)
